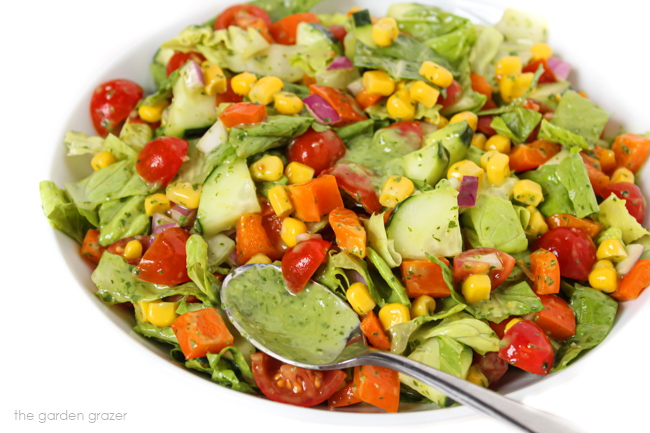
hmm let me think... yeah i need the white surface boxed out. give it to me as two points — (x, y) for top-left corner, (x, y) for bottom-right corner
(3, 0), (650, 432)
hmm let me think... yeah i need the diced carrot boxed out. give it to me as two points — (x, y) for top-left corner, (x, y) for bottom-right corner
(532, 295), (576, 341)
(593, 146), (617, 175)
(219, 102), (267, 128)
(612, 133), (650, 174)
(400, 258), (451, 298)
(581, 153), (610, 196)
(235, 213), (281, 265)
(309, 85), (367, 126)
(508, 140), (559, 172)
(355, 89), (383, 110)
(360, 311), (391, 351)
(303, 74), (317, 87)
(329, 208), (367, 258)
(545, 214), (604, 238)
(288, 175), (344, 222)
(612, 259), (650, 301)
(328, 380), (362, 408)
(529, 248), (561, 295)
(80, 229), (106, 265)
(170, 308), (234, 359)
(354, 365), (400, 413)
(470, 72), (496, 110)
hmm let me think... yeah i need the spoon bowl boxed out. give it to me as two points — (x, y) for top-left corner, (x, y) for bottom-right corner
(221, 263), (582, 433)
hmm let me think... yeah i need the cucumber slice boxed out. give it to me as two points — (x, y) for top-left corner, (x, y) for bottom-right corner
(422, 120), (474, 166)
(402, 142), (449, 186)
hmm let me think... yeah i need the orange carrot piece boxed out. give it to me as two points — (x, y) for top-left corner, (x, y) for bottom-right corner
(530, 248), (561, 295)
(329, 208), (367, 258)
(235, 213), (281, 265)
(288, 175), (344, 222)
(545, 214), (604, 238)
(328, 381), (362, 408)
(354, 365), (400, 413)
(219, 102), (267, 128)
(612, 259), (650, 301)
(171, 308), (234, 359)
(360, 311), (391, 351)
(80, 229), (105, 265)
(612, 133), (650, 174)
(401, 258), (451, 298)
(355, 89), (383, 110)
(593, 146), (617, 175)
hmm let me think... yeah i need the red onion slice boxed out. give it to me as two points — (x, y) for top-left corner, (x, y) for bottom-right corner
(546, 57), (571, 81)
(458, 176), (478, 207)
(327, 56), (354, 71)
(303, 94), (341, 125)
(151, 213), (180, 237)
(182, 59), (205, 92)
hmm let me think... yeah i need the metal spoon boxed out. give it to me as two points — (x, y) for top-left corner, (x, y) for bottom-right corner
(221, 264), (582, 433)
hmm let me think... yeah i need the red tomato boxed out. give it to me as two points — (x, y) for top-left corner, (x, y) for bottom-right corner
(216, 78), (244, 105)
(251, 352), (346, 407)
(135, 137), (189, 186)
(269, 13), (321, 45)
(452, 247), (516, 289)
(90, 79), (143, 137)
(477, 116), (496, 137)
(281, 239), (331, 293)
(532, 295), (576, 341)
(533, 227), (597, 281)
(287, 128), (347, 175)
(599, 182), (647, 224)
(214, 4), (271, 30)
(134, 227), (191, 285)
(328, 25), (347, 43)
(165, 51), (206, 77)
(384, 121), (423, 150)
(499, 320), (554, 375)
(437, 80), (462, 109)
(107, 235), (152, 265)
(522, 59), (557, 84)
(322, 163), (382, 214)
(475, 352), (509, 388)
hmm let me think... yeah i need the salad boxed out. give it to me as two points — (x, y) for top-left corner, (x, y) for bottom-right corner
(39, 0), (650, 413)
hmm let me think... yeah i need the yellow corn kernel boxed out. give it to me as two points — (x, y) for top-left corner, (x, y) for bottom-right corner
(588, 267), (618, 293)
(466, 365), (489, 388)
(597, 238), (628, 262)
(419, 61), (453, 88)
(246, 253), (272, 265)
(396, 80), (409, 91)
(484, 134), (512, 154)
(138, 100), (169, 123)
(447, 159), (485, 184)
(378, 302), (411, 330)
(531, 42), (553, 61)
(525, 206), (549, 237)
(268, 185), (294, 217)
(480, 150), (499, 169)
(249, 155), (284, 182)
(512, 179), (544, 207)
(484, 152), (510, 186)
(166, 182), (203, 209)
(144, 193), (171, 216)
(471, 132), (487, 150)
(372, 17), (399, 47)
(274, 92), (304, 115)
(449, 111), (478, 131)
(504, 318), (523, 333)
(201, 61), (227, 95)
(462, 274), (491, 303)
(346, 282), (377, 315)
(281, 217), (308, 247)
(138, 301), (180, 328)
(231, 72), (258, 96)
(409, 80), (440, 108)
(123, 240), (143, 260)
(362, 70), (396, 96)
(386, 89), (416, 121)
(427, 115), (449, 129)
(248, 76), (284, 105)
(410, 295), (436, 318)
(379, 175), (415, 208)
(594, 259), (615, 270)
(515, 72), (535, 92)
(284, 161), (315, 185)
(610, 167), (635, 184)
(91, 151), (116, 171)
(495, 56), (522, 81)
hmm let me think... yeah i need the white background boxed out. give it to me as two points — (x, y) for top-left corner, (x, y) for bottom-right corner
(3, 0), (650, 432)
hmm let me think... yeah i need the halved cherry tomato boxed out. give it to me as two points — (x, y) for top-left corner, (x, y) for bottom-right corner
(216, 78), (244, 105)
(269, 12), (321, 45)
(214, 4), (271, 30)
(384, 121), (423, 150)
(532, 227), (597, 281)
(453, 247), (516, 289)
(328, 24), (347, 45)
(80, 229), (106, 265)
(322, 163), (382, 214)
(135, 137), (189, 186)
(437, 80), (462, 109)
(475, 352), (508, 388)
(522, 59), (557, 84)
(219, 102), (268, 128)
(107, 235), (152, 265)
(401, 258), (451, 298)
(232, 9), (273, 43)
(166, 51), (206, 77)
(477, 115), (497, 137)
(532, 295), (576, 341)
(281, 239), (331, 293)
(599, 182), (647, 224)
(251, 352), (346, 407)
(499, 320), (554, 375)
(287, 128), (347, 175)
(90, 79), (143, 137)
(134, 227), (191, 285)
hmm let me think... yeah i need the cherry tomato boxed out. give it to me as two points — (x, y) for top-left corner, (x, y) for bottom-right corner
(599, 182), (647, 224)
(499, 320), (554, 375)
(533, 227), (597, 281)
(287, 128), (347, 175)
(281, 239), (331, 293)
(322, 163), (382, 214)
(437, 80), (462, 109)
(251, 352), (346, 407)
(134, 227), (191, 286)
(475, 352), (508, 388)
(384, 121), (423, 150)
(214, 4), (271, 30)
(522, 59), (557, 84)
(269, 13), (321, 45)
(135, 137), (189, 186)
(107, 235), (152, 265)
(90, 79), (143, 137)
(532, 295), (576, 341)
(477, 115), (496, 137)
(453, 247), (516, 289)
(328, 25), (347, 43)
(166, 51), (206, 77)
(216, 78), (244, 105)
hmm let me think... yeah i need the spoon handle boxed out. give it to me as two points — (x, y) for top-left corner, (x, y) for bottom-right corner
(358, 351), (583, 433)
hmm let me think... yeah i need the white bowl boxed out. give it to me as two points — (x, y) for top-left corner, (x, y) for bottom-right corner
(43, 0), (650, 430)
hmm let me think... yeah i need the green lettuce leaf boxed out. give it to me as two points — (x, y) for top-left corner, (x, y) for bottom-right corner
(64, 131), (105, 156)
(39, 181), (94, 244)
(490, 108), (542, 144)
(367, 248), (410, 306)
(466, 281), (543, 323)
(538, 119), (590, 150)
(249, 0), (323, 22)
(595, 194), (650, 243)
(364, 212), (402, 268)
(550, 90), (610, 147)
(229, 116), (314, 158)
(97, 195), (149, 246)
(387, 3), (472, 41)
(413, 312), (500, 355)
(521, 164), (574, 217)
(555, 149), (599, 218)
(186, 234), (221, 302)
